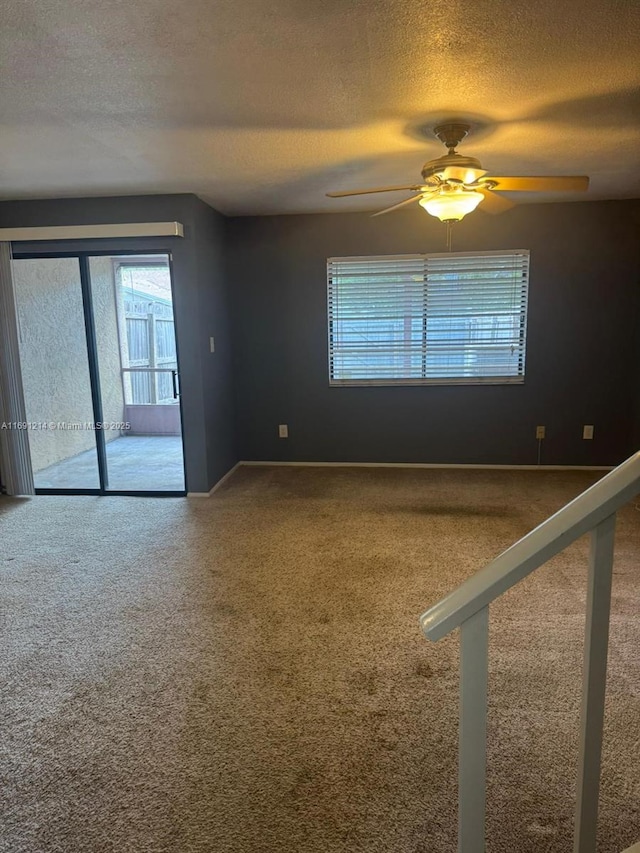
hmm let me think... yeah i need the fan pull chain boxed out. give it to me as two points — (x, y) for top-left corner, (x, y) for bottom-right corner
(446, 221), (454, 252)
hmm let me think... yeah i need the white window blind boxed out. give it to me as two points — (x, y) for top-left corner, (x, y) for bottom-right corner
(327, 250), (529, 386)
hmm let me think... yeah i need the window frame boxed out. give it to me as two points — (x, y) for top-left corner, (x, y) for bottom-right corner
(327, 249), (530, 387)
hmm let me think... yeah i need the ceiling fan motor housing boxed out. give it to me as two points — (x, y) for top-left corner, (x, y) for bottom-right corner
(421, 153), (485, 185)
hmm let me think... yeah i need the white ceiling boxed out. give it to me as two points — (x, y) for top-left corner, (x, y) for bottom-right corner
(2, 0), (639, 215)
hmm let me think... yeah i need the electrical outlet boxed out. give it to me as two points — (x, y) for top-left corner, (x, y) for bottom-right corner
(209, 336), (215, 353)
(536, 425), (546, 440)
(278, 424), (288, 439)
(583, 424), (594, 440)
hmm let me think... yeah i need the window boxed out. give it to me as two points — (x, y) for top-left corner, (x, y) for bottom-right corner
(116, 262), (178, 405)
(327, 250), (529, 386)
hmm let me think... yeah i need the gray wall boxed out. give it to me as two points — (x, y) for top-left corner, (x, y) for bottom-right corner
(190, 198), (238, 486)
(228, 199), (640, 466)
(0, 194), (237, 492)
(1, 192), (638, 490)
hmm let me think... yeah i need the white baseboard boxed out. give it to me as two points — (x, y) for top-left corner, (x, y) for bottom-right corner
(239, 460), (613, 472)
(189, 460), (612, 496)
(187, 462), (242, 498)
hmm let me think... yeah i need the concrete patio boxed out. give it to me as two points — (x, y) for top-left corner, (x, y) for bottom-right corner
(34, 435), (185, 492)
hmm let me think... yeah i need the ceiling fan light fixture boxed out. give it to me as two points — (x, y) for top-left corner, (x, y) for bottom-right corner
(420, 188), (483, 222)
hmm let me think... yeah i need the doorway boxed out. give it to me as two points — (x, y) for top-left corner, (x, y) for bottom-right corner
(12, 252), (186, 495)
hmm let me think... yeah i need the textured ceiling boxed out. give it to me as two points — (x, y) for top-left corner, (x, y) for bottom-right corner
(1, 0), (639, 215)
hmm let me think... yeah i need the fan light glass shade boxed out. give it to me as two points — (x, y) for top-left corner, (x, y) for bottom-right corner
(420, 190), (483, 222)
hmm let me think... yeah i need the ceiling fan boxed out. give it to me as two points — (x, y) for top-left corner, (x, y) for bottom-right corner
(326, 122), (589, 223)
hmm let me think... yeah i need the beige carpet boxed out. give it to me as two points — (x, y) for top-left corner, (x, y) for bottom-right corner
(1, 466), (639, 853)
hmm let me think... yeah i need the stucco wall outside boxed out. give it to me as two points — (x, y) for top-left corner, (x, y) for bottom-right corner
(13, 257), (124, 473)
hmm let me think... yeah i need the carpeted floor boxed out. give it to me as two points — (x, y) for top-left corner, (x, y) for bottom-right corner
(1, 466), (639, 853)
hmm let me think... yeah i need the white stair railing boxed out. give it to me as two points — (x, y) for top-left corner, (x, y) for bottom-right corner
(419, 449), (640, 853)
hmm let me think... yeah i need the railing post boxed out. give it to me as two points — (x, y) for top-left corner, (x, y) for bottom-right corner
(459, 606), (489, 853)
(574, 513), (616, 853)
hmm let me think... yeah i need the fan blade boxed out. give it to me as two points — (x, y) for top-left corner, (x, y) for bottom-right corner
(483, 176), (589, 192)
(477, 188), (516, 215)
(326, 184), (422, 198)
(371, 194), (426, 217)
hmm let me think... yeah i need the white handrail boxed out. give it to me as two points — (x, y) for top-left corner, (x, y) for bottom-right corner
(418, 450), (640, 853)
(420, 449), (640, 642)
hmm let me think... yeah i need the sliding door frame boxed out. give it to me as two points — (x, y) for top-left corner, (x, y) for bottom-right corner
(12, 248), (187, 497)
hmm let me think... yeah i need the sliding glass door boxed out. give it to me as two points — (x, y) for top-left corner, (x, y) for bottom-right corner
(89, 255), (185, 492)
(11, 252), (186, 495)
